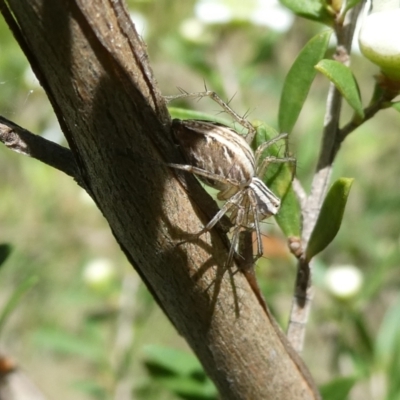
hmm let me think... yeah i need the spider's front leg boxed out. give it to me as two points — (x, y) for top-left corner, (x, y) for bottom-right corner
(165, 89), (257, 144)
(168, 163), (239, 189)
(254, 132), (296, 178)
(254, 132), (290, 163)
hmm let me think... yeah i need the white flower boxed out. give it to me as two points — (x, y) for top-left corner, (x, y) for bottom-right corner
(83, 258), (115, 289)
(179, 18), (206, 42)
(325, 265), (363, 299)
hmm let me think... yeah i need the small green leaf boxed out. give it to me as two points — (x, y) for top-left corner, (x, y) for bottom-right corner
(254, 123), (301, 237)
(34, 326), (103, 361)
(391, 102), (400, 113)
(375, 295), (400, 364)
(315, 60), (364, 118)
(168, 107), (231, 126)
(0, 244), (12, 268)
(280, 0), (334, 25)
(157, 375), (217, 399)
(319, 376), (358, 400)
(143, 345), (203, 377)
(306, 178), (353, 261)
(343, 0), (362, 14)
(279, 30), (332, 133)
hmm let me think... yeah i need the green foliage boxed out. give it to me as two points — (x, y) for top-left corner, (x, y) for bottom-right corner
(279, 30), (332, 133)
(254, 123), (301, 237)
(1, 1), (400, 399)
(0, 245), (39, 337)
(33, 325), (106, 362)
(279, 0), (334, 25)
(319, 376), (357, 400)
(343, 0), (363, 14)
(315, 60), (364, 118)
(142, 345), (218, 400)
(375, 295), (400, 399)
(391, 102), (400, 112)
(306, 178), (353, 261)
(168, 107), (231, 126)
(0, 275), (38, 337)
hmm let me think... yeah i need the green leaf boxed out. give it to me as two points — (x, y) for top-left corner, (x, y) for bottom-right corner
(143, 346), (218, 399)
(343, 0), (362, 14)
(306, 178), (353, 261)
(157, 375), (218, 399)
(280, 0), (334, 25)
(0, 275), (38, 337)
(375, 295), (400, 364)
(254, 123), (301, 237)
(34, 327), (104, 362)
(143, 345), (204, 377)
(315, 60), (364, 118)
(319, 376), (357, 400)
(0, 244), (12, 268)
(279, 30), (332, 134)
(168, 107), (231, 126)
(391, 102), (400, 113)
(73, 381), (107, 399)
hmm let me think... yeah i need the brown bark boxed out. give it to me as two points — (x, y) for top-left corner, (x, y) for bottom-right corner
(0, 0), (320, 398)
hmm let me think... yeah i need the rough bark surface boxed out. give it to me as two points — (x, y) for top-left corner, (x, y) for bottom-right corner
(0, 1), (320, 398)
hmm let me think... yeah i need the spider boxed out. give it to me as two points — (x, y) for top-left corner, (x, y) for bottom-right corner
(167, 91), (295, 267)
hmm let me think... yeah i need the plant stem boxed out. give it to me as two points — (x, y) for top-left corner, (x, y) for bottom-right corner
(287, 2), (365, 352)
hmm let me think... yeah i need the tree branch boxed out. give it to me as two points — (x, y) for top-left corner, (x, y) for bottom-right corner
(0, 0), (319, 398)
(0, 116), (80, 181)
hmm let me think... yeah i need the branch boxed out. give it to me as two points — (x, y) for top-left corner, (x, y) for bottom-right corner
(0, 116), (80, 181)
(0, 0), (320, 398)
(287, 2), (365, 352)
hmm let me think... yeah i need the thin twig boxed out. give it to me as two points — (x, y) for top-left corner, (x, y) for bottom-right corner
(0, 116), (81, 182)
(112, 273), (140, 400)
(338, 96), (395, 143)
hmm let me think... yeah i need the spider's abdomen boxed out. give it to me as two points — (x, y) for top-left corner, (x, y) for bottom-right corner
(172, 119), (255, 191)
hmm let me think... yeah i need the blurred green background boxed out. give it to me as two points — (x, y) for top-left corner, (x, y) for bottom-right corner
(0, 1), (399, 399)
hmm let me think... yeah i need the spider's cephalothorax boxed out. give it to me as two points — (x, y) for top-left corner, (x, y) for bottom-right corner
(169, 117), (293, 267)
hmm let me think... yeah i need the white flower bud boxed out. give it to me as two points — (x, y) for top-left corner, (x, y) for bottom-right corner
(359, 1), (400, 80)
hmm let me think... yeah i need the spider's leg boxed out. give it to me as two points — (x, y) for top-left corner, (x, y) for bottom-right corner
(173, 196), (238, 248)
(256, 156), (296, 182)
(225, 205), (246, 268)
(254, 132), (290, 164)
(178, 190), (244, 244)
(165, 90), (256, 141)
(247, 190), (264, 263)
(197, 190), (245, 235)
(168, 163), (239, 187)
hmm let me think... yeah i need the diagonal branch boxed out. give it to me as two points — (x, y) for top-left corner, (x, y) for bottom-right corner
(0, 0), (320, 398)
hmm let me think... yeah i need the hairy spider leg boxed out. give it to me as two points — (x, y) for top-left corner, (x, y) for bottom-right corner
(227, 189), (265, 267)
(165, 90), (257, 144)
(255, 133), (297, 180)
(168, 163), (241, 189)
(226, 205), (246, 268)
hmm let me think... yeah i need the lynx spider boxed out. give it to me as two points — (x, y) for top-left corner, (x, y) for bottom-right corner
(167, 91), (295, 267)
